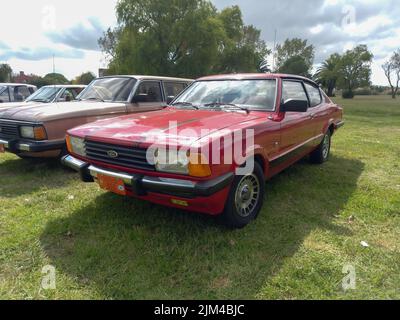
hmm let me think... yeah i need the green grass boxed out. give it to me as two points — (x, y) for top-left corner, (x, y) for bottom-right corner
(0, 95), (399, 300)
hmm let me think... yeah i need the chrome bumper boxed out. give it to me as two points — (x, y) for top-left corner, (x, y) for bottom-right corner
(61, 155), (234, 198)
(0, 138), (64, 152)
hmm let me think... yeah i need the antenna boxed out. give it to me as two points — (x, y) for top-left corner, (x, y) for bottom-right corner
(52, 54), (56, 87)
(272, 29), (277, 72)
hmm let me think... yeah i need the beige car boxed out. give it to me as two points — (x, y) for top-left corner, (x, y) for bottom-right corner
(0, 76), (193, 158)
(0, 85), (86, 111)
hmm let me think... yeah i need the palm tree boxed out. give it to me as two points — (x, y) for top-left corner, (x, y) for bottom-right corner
(315, 53), (341, 97)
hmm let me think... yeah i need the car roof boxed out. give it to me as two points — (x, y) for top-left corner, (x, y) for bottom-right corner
(98, 75), (194, 82)
(41, 85), (87, 88)
(0, 83), (37, 88)
(197, 73), (319, 86)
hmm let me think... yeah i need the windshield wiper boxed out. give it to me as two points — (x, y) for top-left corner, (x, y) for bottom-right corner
(204, 102), (250, 114)
(30, 99), (47, 103)
(171, 101), (199, 110)
(82, 97), (105, 102)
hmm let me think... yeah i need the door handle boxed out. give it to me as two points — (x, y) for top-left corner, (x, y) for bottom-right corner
(310, 113), (316, 119)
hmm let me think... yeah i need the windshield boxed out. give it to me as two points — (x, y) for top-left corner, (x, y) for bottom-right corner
(26, 86), (62, 103)
(173, 79), (277, 111)
(77, 77), (136, 102)
(0, 86), (5, 94)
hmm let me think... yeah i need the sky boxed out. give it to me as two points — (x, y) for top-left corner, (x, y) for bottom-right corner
(0, 0), (398, 85)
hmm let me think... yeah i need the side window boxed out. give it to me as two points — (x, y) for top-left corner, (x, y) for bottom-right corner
(282, 81), (308, 102)
(0, 88), (10, 102)
(164, 82), (186, 99)
(136, 81), (163, 102)
(60, 89), (75, 101)
(305, 83), (322, 107)
(15, 86), (31, 101)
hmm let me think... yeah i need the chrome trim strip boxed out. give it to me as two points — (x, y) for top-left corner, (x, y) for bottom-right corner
(0, 139), (9, 148)
(270, 134), (324, 162)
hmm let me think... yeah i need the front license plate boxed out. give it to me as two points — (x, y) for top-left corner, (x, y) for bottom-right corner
(97, 174), (127, 196)
(0, 144), (5, 153)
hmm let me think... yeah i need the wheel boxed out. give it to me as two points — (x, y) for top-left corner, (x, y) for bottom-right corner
(220, 162), (265, 229)
(310, 130), (331, 164)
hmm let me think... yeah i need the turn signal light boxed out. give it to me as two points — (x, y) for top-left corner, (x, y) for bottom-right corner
(33, 126), (47, 140)
(188, 153), (211, 178)
(65, 135), (72, 153)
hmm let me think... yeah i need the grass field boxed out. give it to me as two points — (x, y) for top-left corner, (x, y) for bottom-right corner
(0, 96), (399, 300)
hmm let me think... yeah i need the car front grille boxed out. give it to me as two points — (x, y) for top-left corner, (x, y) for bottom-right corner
(0, 121), (19, 139)
(85, 140), (155, 171)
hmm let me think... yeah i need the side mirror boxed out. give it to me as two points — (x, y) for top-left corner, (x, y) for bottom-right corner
(132, 94), (149, 103)
(166, 96), (175, 104)
(280, 99), (308, 113)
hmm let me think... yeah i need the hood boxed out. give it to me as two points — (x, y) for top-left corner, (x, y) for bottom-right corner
(0, 101), (39, 111)
(0, 101), (127, 122)
(69, 108), (265, 147)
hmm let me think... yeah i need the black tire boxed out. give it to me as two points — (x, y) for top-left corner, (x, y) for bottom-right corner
(220, 162), (265, 229)
(310, 130), (331, 164)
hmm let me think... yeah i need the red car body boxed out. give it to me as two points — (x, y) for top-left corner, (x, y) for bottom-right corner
(63, 74), (344, 227)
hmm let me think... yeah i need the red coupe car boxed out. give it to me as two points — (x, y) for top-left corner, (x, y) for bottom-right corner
(62, 73), (344, 228)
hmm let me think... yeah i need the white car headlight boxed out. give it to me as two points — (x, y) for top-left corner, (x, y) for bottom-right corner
(68, 136), (86, 157)
(155, 148), (189, 175)
(20, 126), (35, 139)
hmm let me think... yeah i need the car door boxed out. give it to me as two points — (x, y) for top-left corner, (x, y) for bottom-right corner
(279, 80), (314, 155)
(304, 82), (328, 139)
(127, 80), (165, 113)
(0, 87), (11, 103)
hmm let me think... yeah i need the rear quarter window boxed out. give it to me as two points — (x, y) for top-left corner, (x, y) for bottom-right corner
(305, 83), (322, 107)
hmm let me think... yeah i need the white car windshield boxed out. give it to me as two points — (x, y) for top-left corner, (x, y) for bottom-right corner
(173, 79), (277, 111)
(77, 77), (137, 102)
(26, 86), (62, 103)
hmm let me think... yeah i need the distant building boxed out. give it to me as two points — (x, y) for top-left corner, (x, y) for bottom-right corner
(13, 71), (34, 84)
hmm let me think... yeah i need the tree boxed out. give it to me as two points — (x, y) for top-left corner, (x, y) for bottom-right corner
(314, 53), (341, 97)
(73, 72), (96, 85)
(0, 64), (12, 82)
(214, 6), (270, 74)
(275, 38), (315, 75)
(382, 50), (400, 99)
(336, 45), (373, 99)
(43, 73), (69, 85)
(278, 55), (310, 77)
(99, 0), (269, 78)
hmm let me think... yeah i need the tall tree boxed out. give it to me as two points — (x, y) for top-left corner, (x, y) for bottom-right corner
(314, 53), (341, 97)
(99, 0), (269, 78)
(0, 64), (12, 82)
(73, 72), (96, 85)
(43, 73), (69, 85)
(336, 45), (373, 98)
(382, 50), (400, 99)
(275, 38), (315, 75)
(214, 6), (270, 74)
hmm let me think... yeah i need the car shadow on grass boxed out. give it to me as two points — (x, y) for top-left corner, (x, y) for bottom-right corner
(40, 156), (364, 299)
(0, 157), (75, 198)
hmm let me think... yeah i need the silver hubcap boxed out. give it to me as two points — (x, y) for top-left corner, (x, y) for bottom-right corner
(322, 134), (330, 159)
(234, 174), (260, 217)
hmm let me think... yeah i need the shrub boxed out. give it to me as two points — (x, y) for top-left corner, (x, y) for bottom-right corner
(342, 90), (354, 99)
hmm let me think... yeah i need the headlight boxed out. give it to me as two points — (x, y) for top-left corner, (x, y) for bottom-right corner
(155, 148), (189, 175)
(66, 135), (86, 157)
(155, 149), (211, 177)
(20, 126), (47, 140)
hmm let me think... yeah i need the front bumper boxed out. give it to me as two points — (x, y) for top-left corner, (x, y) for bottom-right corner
(0, 138), (65, 153)
(61, 155), (234, 199)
